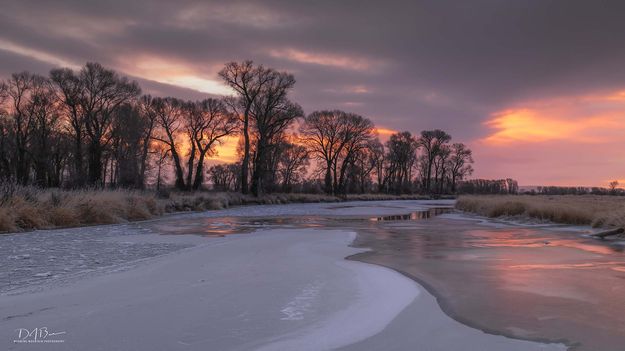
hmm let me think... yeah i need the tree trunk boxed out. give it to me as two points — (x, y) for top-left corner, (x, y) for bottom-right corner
(192, 152), (206, 190)
(138, 135), (151, 189)
(425, 157), (433, 193)
(185, 142), (195, 191)
(170, 148), (185, 190)
(241, 114), (250, 194)
(324, 161), (333, 194)
(73, 128), (84, 187)
(451, 174), (457, 193)
(251, 142), (265, 197)
(87, 141), (103, 186)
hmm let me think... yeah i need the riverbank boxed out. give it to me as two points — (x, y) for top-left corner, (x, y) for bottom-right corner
(456, 195), (625, 228)
(0, 185), (441, 233)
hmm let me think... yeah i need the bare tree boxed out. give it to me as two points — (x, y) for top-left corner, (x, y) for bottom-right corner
(432, 143), (451, 194)
(209, 163), (241, 191)
(351, 138), (382, 193)
(152, 143), (170, 191)
(300, 110), (346, 194)
(385, 132), (418, 194)
(277, 141), (309, 192)
(249, 72), (302, 196)
(189, 99), (238, 190)
(335, 113), (375, 194)
(27, 75), (61, 186)
(608, 180), (619, 195)
(52, 63), (140, 186)
(110, 103), (151, 188)
(449, 143), (474, 192)
(50, 67), (86, 186)
(301, 110), (375, 194)
(418, 129), (451, 193)
(151, 97), (186, 190)
(219, 61), (276, 194)
(80, 63), (140, 185)
(5, 72), (38, 184)
(137, 95), (159, 188)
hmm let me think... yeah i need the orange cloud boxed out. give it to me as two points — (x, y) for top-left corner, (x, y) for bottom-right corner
(474, 88), (625, 186)
(375, 127), (396, 136)
(482, 93), (625, 145)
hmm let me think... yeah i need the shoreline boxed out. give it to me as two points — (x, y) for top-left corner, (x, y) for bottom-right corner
(345, 252), (572, 349)
(0, 191), (450, 234)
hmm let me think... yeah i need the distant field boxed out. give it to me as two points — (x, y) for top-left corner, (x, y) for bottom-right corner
(456, 195), (625, 228)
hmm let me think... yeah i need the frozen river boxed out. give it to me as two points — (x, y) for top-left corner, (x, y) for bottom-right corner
(0, 200), (613, 350)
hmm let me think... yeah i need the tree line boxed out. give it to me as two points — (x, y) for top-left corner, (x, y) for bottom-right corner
(525, 183), (624, 196)
(0, 61), (475, 196)
(456, 178), (519, 194)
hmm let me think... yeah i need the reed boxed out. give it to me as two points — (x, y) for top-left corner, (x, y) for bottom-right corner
(456, 195), (625, 227)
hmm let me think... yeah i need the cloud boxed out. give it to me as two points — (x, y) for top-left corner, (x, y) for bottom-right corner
(2, 0), (625, 185)
(482, 91), (625, 145)
(482, 109), (621, 145)
(0, 39), (78, 69)
(474, 89), (625, 185)
(267, 48), (383, 71)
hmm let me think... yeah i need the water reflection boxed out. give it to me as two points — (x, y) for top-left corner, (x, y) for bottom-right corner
(142, 216), (326, 237)
(351, 217), (625, 351)
(370, 207), (452, 221)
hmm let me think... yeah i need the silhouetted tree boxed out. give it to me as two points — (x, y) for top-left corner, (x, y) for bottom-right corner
(301, 110), (375, 194)
(300, 110), (345, 194)
(219, 61), (277, 194)
(277, 141), (309, 192)
(385, 132), (418, 194)
(418, 129), (451, 193)
(52, 63), (140, 186)
(209, 163), (241, 191)
(28, 75), (61, 187)
(50, 67), (86, 186)
(151, 97), (186, 190)
(188, 99), (238, 190)
(449, 143), (474, 192)
(248, 72), (302, 196)
(5, 72), (37, 184)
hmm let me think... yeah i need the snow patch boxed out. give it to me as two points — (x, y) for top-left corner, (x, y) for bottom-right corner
(280, 281), (324, 321)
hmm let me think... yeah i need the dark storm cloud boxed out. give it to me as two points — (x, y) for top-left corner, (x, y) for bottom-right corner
(2, 0), (625, 140)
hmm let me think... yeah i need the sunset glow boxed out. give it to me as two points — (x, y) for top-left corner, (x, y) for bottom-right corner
(207, 136), (240, 163)
(482, 108), (620, 145)
(2, 1), (625, 187)
(472, 89), (625, 186)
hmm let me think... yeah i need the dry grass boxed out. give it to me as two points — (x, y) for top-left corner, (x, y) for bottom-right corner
(456, 195), (625, 228)
(0, 187), (166, 232)
(0, 185), (437, 233)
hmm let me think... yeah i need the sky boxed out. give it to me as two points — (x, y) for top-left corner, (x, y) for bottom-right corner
(1, 0), (625, 186)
